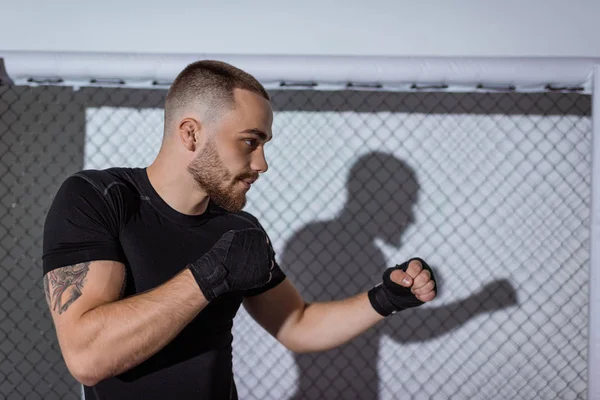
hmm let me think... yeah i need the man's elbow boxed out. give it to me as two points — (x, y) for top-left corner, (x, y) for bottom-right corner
(283, 341), (307, 354)
(290, 343), (338, 354)
(275, 332), (306, 354)
(64, 351), (106, 387)
(280, 335), (332, 354)
(289, 346), (317, 354)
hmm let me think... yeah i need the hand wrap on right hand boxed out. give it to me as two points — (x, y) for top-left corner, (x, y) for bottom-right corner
(188, 228), (274, 301)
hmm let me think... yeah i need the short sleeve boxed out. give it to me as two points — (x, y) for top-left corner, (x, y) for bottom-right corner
(243, 226), (286, 297)
(42, 174), (126, 275)
(244, 260), (286, 297)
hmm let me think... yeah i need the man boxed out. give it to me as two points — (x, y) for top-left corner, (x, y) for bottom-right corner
(42, 60), (437, 399)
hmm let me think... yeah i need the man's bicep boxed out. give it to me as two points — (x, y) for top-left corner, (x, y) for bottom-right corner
(243, 279), (305, 345)
(44, 260), (126, 322)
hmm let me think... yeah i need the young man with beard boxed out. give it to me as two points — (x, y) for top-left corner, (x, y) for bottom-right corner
(42, 60), (437, 399)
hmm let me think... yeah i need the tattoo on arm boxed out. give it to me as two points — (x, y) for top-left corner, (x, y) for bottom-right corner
(43, 262), (91, 314)
(43, 275), (51, 306)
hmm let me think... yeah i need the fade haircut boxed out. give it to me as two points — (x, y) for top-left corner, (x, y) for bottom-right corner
(164, 60), (270, 134)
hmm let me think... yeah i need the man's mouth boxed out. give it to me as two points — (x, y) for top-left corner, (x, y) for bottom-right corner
(239, 177), (257, 189)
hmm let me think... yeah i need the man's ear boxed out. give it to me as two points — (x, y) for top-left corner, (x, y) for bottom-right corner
(178, 118), (202, 151)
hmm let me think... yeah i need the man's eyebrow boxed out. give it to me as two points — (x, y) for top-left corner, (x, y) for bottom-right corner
(239, 128), (272, 141)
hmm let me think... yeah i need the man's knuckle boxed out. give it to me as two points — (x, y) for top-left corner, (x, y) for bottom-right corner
(414, 275), (428, 287)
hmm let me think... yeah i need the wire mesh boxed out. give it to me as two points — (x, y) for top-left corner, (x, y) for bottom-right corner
(0, 85), (592, 399)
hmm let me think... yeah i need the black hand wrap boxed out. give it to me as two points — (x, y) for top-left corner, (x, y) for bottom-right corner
(368, 257), (436, 317)
(188, 228), (274, 301)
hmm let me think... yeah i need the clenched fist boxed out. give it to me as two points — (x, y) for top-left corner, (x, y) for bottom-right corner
(188, 228), (275, 301)
(368, 258), (437, 317)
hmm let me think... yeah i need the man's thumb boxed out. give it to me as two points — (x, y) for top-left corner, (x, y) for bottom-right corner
(390, 269), (413, 287)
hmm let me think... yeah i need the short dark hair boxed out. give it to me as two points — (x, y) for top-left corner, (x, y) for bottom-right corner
(164, 60), (269, 130)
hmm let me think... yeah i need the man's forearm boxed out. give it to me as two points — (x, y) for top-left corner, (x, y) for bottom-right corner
(65, 269), (207, 386)
(292, 292), (384, 353)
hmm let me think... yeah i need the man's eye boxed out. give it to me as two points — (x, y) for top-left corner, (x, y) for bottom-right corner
(244, 139), (257, 147)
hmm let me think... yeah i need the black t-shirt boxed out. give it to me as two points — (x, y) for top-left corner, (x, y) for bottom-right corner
(42, 167), (286, 400)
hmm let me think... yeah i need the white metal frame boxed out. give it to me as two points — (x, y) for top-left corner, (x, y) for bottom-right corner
(590, 66), (600, 400)
(0, 51), (598, 400)
(0, 51), (598, 93)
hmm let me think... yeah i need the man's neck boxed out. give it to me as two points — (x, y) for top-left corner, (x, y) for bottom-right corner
(146, 160), (210, 216)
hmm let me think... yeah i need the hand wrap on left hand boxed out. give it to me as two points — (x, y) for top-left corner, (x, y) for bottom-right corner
(368, 257), (436, 317)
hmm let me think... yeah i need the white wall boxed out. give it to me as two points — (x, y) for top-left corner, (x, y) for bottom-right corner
(1, 0), (599, 57)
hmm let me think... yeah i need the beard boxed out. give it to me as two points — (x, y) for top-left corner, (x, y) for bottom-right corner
(187, 139), (255, 212)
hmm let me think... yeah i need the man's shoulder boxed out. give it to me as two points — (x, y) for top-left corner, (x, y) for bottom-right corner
(62, 167), (142, 198)
(69, 167), (137, 189)
(55, 168), (144, 214)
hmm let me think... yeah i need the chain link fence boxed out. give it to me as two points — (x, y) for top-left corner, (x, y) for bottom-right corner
(0, 85), (592, 399)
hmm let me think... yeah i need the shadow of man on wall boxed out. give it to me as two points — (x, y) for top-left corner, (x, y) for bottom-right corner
(282, 151), (517, 399)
